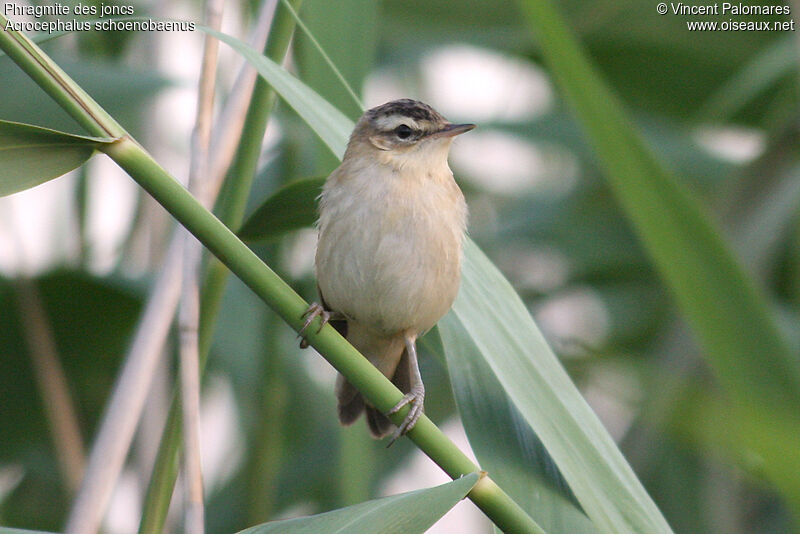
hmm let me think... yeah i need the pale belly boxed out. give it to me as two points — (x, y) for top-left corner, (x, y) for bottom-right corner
(316, 181), (465, 336)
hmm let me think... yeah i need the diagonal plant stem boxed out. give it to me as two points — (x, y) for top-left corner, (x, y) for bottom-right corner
(0, 15), (542, 534)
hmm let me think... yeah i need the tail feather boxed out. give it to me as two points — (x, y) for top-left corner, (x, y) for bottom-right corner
(365, 406), (393, 437)
(339, 393), (365, 427)
(336, 374), (363, 426)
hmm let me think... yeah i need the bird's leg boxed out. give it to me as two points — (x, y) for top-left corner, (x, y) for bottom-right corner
(387, 332), (424, 444)
(298, 302), (343, 348)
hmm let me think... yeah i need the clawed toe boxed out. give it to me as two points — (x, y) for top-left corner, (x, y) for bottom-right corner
(298, 302), (330, 348)
(386, 391), (424, 446)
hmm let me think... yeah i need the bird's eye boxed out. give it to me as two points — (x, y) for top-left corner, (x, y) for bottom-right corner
(394, 124), (413, 139)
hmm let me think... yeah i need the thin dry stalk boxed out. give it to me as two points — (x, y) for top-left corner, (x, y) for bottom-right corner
(208, 0), (277, 190)
(64, 237), (182, 534)
(178, 0), (225, 530)
(63, 4), (276, 532)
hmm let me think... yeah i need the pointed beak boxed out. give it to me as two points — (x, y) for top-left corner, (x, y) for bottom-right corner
(430, 122), (476, 139)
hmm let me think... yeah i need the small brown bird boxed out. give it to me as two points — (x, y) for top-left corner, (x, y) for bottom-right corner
(302, 99), (474, 441)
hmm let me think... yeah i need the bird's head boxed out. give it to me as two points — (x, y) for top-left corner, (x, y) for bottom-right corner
(345, 99), (475, 171)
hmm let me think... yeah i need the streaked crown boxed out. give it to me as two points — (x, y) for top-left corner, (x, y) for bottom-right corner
(347, 99), (475, 154)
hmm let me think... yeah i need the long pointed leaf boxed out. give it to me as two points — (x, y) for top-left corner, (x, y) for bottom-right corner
(0, 119), (115, 196)
(444, 240), (673, 534)
(439, 318), (597, 534)
(519, 0), (800, 514)
(518, 0), (800, 405)
(518, 0), (800, 479)
(236, 473), (480, 534)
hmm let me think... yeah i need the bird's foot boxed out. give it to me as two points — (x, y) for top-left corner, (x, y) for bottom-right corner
(298, 302), (330, 348)
(386, 387), (425, 446)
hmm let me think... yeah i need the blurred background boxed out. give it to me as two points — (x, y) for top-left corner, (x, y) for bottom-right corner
(1, 0), (799, 532)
